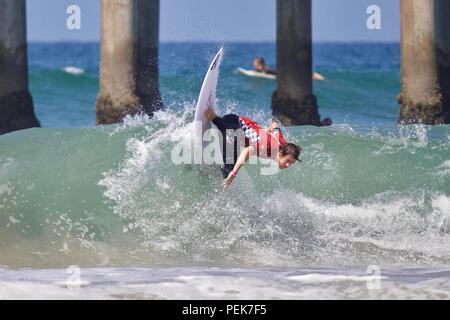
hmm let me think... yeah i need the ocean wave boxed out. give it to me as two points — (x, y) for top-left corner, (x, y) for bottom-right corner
(0, 108), (449, 269)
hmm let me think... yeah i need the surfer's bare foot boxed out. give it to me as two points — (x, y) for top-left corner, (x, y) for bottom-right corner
(204, 107), (218, 121)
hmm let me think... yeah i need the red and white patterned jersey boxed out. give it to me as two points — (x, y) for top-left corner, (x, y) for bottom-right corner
(238, 116), (286, 159)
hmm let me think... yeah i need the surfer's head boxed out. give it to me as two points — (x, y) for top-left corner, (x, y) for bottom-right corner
(253, 57), (266, 72)
(277, 143), (302, 169)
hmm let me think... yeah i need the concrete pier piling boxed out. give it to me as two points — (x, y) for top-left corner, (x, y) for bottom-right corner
(136, 0), (163, 116)
(0, 0), (40, 135)
(436, 0), (450, 123)
(272, 0), (321, 126)
(95, 0), (162, 125)
(398, 0), (450, 125)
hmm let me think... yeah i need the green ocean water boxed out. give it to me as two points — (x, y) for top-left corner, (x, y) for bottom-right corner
(0, 42), (449, 269)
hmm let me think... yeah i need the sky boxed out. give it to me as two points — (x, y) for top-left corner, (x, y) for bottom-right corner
(26, 0), (400, 42)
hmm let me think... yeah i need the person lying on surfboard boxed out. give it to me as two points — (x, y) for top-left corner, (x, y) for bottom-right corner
(204, 107), (303, 190)
(253, 57), (326, 81)
(253, 57), (277, 76)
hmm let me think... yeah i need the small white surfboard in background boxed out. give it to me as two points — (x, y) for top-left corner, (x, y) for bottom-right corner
(238, 67), (326, 81)
(192, 47), (224, 163)
(237, 67), (276, 80)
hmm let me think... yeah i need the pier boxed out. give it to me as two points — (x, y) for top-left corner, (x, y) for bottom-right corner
(271, 0), (322, 126)
(0, 0), (449, 135)
(95, 0), (163, 125)
(0, 0), (40, 135)
(398, 0), (450, 124)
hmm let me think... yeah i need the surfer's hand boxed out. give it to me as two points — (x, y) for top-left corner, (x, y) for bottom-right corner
(222, 173), (236, 190)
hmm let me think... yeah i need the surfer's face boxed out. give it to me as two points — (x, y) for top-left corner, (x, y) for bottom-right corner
(253, 59), (264, 71)
(278, 153), (296, 169)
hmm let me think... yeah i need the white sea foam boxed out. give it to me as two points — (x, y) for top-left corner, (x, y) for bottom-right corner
(0, 267), (448, 300)
(62, 66), (85, 75)
(436, 160), (450, 177)
(2, 107), (447, 269)
(94, 107), (450, 268)
(0, 157), (15, 196)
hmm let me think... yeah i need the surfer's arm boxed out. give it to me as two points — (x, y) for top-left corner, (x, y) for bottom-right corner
(272, 128), (286, 145)
(233, 146), (255, 173)
(265, 68), (277, 76)
(222, 146), (255, 190)
(268, 122), (287, 145)
(268, 121), (280, 132)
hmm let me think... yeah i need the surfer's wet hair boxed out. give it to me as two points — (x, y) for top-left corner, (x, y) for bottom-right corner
(280, 143), (302, 162)
(254, 57), (265, 65)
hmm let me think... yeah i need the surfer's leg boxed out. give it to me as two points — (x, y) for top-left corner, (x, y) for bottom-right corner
(211, 114), (240, 132)
(220, 138), (239, 179)
(211, 115), (240, 177)
(225, 115), (241, 167)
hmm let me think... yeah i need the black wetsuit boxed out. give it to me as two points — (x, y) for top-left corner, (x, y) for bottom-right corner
(211, 114), (241, 178)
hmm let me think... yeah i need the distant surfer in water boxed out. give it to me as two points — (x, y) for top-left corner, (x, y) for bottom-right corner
(253, 57), (326, 81)
(253, 57), (277, 76)
(204, 107), (302, 190)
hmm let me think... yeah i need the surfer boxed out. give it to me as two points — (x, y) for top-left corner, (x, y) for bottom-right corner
(253, 57), (277, 75)
(253, 57), (326, 81)
(204, 107), (302, 190)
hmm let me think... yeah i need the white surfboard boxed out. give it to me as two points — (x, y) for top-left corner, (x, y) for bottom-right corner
(238, 67), (326, 81)
(192, 48), (224, 163)
(237, 67), (276, 80)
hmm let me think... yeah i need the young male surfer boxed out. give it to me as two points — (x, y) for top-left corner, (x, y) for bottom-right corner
(204, 107), (302, 190)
